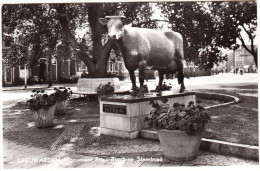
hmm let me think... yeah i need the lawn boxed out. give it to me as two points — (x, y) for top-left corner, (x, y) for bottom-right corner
(198, 89), (258, 146)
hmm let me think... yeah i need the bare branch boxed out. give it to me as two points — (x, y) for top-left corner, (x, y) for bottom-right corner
(58, 14), (94, 66)
(241, 24), (256, 56)
(238, 33), (252, 53)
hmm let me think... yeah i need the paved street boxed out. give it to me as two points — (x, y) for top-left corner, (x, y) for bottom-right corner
(2, 73), (259, 168)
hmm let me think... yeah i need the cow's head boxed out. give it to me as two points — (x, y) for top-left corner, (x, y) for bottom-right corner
(98, 16), (126, 40)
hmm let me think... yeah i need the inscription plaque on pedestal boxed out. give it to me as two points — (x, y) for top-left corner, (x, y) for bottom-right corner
(103, 104), (126, 115)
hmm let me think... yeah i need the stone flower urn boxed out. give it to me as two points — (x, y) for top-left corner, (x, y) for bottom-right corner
(55, 100), (68, 115)
(157, 129), (203, 161)
(33, 105), (56, 128)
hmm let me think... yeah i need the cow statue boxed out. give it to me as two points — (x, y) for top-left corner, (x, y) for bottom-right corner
(99, 16), (185, 97)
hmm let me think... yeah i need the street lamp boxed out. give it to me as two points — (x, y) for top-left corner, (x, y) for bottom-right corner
(24, 64), (27, 89)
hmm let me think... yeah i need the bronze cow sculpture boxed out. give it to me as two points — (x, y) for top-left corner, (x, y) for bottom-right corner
(99, 16), (185, 97)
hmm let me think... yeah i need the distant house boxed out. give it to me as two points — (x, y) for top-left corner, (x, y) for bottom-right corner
(2, 43), (129, 86)
(2, 44), (77, 86)
(233, 45), (257, 73)
(212, 45), (257, 74)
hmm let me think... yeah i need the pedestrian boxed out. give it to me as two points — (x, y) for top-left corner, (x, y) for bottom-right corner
(240, 70), (243, 76)
(81, 69), (88, 78)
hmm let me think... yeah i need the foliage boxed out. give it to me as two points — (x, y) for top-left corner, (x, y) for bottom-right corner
(159, 1), (257, 68)
(2, 3), (156, 78)
(3, 2), (256, 77)
(144, 100), (211, 136)
(210, 1), (257, 66)
(2, 4), (62, 67)
(27, 90), (56, 111)
(155, 82), (172, 91)
(96, 82), (115, 97)
(53, 87), (72, 102)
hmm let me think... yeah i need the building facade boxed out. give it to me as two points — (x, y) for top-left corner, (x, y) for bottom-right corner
(233, 45), (257, 73)
(212, 45), (257, 74)
(2, 44), (128, 86)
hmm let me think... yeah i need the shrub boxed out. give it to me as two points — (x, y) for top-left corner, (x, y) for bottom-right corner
(53, 87), (72, 102)
(96, 82), (115, 97)
(59, 75), (79, 83)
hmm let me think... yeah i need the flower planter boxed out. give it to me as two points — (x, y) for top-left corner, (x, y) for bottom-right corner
(157, 129), (202, 161)
(33, 105), (56, 128)
(55, 100), (68, 115)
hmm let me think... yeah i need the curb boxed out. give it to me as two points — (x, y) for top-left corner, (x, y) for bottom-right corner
(195, 92), (240, 109)
(139, 130), (259, 161)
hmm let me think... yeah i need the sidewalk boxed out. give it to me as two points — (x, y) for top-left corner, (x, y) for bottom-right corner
(3, 139), (258, 168)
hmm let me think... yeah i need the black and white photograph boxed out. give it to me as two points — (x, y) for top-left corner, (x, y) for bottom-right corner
(1, 0), (259, 169)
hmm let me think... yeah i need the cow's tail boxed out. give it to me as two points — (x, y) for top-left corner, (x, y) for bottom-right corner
(176, 59), (184, 85)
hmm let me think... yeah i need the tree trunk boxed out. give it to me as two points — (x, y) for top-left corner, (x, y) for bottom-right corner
(57, 4), (113, 78)
(88, 4), (109, 78)
(48, 52), (52, 87)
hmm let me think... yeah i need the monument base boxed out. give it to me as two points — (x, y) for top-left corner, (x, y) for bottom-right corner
(100, 91), (196, 139)
(101, 128), (139, 139)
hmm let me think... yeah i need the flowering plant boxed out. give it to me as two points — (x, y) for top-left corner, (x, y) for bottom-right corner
(96, 82), (115, 97)
(27, 90), (56, 111)
(144, 99), (211, 136)
(155, 82), (172, 91)
(53, 87), (72, 102)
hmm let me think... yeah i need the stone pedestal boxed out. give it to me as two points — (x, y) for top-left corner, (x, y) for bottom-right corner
(100, 91), (196, 139)
(77, 78), (120, 93)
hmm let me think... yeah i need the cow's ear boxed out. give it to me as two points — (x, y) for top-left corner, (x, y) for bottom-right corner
(98, 18), (109, 25)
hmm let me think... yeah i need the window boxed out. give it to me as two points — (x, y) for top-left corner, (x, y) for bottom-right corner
(119, 62), (123, 71)
(110, 62), (113, 72)
(115, 62), (119, 71)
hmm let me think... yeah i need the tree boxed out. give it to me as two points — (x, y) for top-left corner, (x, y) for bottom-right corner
(210, 1), (257, 67)
(2, 3), (155, 80)
(159, 1), (257, 69)
(2, 4), (62, 87)
(159, 2), (225, 69)
(54, 3), (155, 78)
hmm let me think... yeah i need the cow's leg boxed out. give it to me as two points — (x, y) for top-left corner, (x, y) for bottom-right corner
(129, 70), (138, 96)
(137, 60), (147, 97)
(157, 70), (164, 95)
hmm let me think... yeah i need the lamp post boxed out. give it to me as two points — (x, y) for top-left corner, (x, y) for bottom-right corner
(24, 64), (27, 89)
